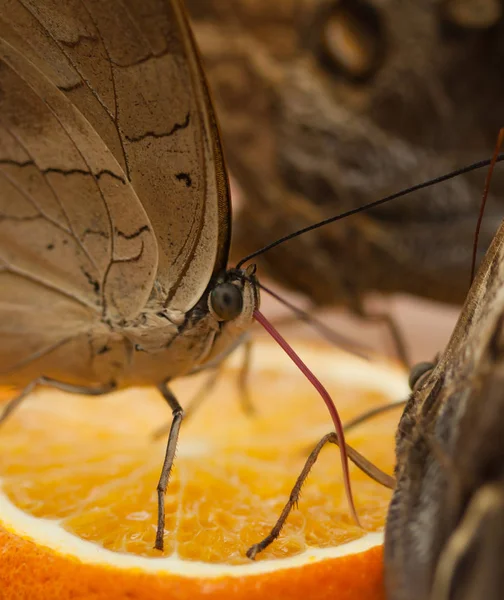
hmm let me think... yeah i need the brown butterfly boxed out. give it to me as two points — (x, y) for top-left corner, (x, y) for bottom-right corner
(384, 188), (504, 596)
(186, 0), (504, 339)
(0, 0), (259, 552)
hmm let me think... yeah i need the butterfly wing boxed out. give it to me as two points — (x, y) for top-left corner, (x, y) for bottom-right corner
(0, 0), (230, 383)
(0, 32), (160, 378)
(1, 0), (231, 311)
(431, 482), (504, 600)
(384, 219), (504, 600)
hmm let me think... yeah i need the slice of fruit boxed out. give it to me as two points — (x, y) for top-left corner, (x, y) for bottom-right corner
(0, 339), (408, 600)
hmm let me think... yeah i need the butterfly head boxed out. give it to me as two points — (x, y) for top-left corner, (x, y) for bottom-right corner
(208, 263), (260, 328)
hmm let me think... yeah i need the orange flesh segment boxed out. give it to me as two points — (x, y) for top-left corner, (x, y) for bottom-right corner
(0, 341), (405, 566)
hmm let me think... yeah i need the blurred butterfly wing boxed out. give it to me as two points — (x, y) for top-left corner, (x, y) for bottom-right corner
(1, 0), (231, 313)
(0, 33), (158, 379)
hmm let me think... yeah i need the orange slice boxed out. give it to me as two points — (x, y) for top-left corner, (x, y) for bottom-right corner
(0, 339), (407, 599)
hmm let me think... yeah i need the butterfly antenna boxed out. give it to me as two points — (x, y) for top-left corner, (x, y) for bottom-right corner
(237, 154), (504, 268)
(253, 309), (360, 527)
(470, 129), (504, 284)
(259, 282), (371, 361)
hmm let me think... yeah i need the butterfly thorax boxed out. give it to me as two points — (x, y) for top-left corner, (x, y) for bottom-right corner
(105, 268), (260, 387)
(1, 269), (259, 391)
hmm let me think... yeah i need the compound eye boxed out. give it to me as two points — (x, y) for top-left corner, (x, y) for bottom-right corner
(210, 283), (243, 321)
(408, 361), (435, 391)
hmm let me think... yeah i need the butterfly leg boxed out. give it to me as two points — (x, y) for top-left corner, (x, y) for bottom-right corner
(355, 305), (410, 368)
(302, 399), (407, 455)
(355, 356), (437, 452)
(155, 382), (184, 551)
(0, 377), (115, 428)
(151, 338), (255, 440)
(194, 334), (255, 416)
(236, 335), (255, 416)
(246, 432), (395, 559)
(151, 368), (219, 440)
(186, 337), (254, 418)
(185, 336), (254, 417)
(262, 311), (370, 361)
(342, 400), (407, 433)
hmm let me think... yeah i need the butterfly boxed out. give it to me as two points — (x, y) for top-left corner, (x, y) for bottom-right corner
(0, 0), (260, 551)
(185, 0), (504, 360)
(384, 157), (504, 598)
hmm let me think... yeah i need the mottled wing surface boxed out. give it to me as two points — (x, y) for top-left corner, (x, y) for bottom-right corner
(0, 0), (231, 382)
(385, 219), (504, 600)
(186, 0), (504, 307)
